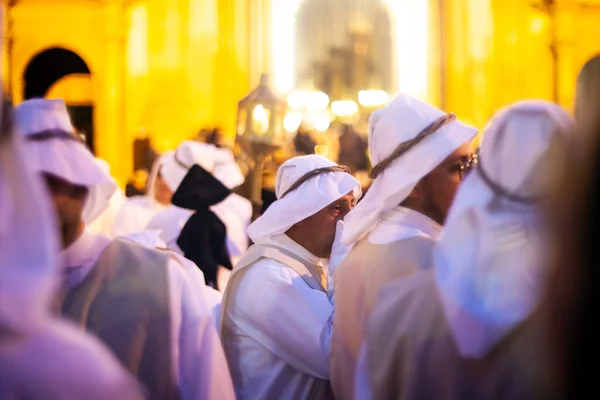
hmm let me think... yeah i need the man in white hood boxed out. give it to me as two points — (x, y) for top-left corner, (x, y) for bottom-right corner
(16, 98), (235, 400)
(221, 154), (361, 399)
(330, 94), (478, 399)
(146, 140), (252, 289)
(0, 100), (143, 399)
(358, 100), (572, 399)
(112, 150), (175, 237)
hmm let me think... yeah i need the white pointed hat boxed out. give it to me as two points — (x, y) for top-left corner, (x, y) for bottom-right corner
(14, 99), (117, 223)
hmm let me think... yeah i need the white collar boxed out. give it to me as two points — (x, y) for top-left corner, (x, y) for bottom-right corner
(255, 234), (323, 267)
(368, 206), (442, 245)
(60, 230), (111, 288)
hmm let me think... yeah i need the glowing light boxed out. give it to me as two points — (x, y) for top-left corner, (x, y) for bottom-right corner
(331, 100), (359, 117)
(128, 5), (148, 76)
(251, 105), (270, 136)
(306, 92), (330, 111)
(385, 0), (429, 98)
(284, 112), (303, 132)
(358, 90), (389, 107)
(287, 91), (309, 109)
(314, 145), (330, 157)
(272, 0), (303, 92)
(530, 16), (545, 35)
(311, 113), (332, 132)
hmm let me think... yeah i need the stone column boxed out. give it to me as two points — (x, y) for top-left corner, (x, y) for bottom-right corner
(95, 1), (128, 185)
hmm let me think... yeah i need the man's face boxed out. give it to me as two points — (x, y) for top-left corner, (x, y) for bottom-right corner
(43, 173), (88, 247)
(154, 170), (174, 205)
(291, 192), (355, 258)
(416, 142), (474, 225)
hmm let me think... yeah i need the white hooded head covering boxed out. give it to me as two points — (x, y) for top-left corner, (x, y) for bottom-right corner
(434, 100), (574, 358)
(85, 157), (126, 235)
(342, 94), (478, 245)
(160, 140), (245, 193)
(247, 154), (361, 242)
(0, 105), (60, 334)
(14, 99), (117, 224)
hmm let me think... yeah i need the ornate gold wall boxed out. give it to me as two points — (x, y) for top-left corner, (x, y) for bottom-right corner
(3, 0), (271, 186)
(4, 0), (600, 185)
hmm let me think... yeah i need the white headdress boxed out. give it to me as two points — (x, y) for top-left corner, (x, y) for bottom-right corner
(342, 94), (477, 245)
(247, 154), (361, 242)
(14, 99), (117, 223)
(434, 100), (574, 358)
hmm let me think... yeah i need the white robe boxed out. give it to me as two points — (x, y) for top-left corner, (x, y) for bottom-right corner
(61, 231), (236, 400)
(0, 320), (144, 399)
(222, 234), (334, 399)
(112, 196), (166, 237)
(147, 193), (251, 263)
(331, 206), (441, 400)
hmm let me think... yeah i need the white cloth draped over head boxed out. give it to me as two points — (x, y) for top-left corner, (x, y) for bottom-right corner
(0, 111), (60, 334)
(342, 94), (478, 245)
(14, 99), (117, 224)
(160, 140), (245, 193)
(247, 154), (361, 242)
(85, 157), (126, 236)
(434, 100), (574, 358)
(152, 140), (251, 259)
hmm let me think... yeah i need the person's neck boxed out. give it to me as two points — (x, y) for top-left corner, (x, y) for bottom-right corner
(62, 220), (85, 249)
(400, 202), (443, 226)
(285, 230), (328, 259)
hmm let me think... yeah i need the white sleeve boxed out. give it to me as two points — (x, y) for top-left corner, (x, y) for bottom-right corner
(233, 260), (334, 379)
(354, 343), (373, 400)
(167, 260), (235, 400)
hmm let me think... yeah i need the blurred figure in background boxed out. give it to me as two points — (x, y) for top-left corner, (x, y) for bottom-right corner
(147, 140), (252, 289)
(0, 100), (143, 399)
(113, 150), (175, 237)
(293, 124), (318, 155)
(330, 95), (477, 400)
(15, 98), (235, 400)
(359, 101), (572, 400)
(337, 124), (368, 173)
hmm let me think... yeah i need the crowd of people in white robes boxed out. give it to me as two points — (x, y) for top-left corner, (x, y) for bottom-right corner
(2, 7), (600, 398)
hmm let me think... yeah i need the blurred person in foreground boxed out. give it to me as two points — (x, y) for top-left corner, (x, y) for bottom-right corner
(146, 140), (252, 290)
(0, 100), (143, 399)
(16, 98), (235, 400)
(357, 100), (573, 400)
(575, 54), (600, 136)
(545, 59), (600, 399)
(330, 94), (477, 400)
(221, 155), (361, 399)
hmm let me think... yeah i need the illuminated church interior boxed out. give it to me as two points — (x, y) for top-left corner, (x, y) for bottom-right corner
(3, 0), (600, 185)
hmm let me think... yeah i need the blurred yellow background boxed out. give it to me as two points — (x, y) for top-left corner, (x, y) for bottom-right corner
(3, 0), (600, 184)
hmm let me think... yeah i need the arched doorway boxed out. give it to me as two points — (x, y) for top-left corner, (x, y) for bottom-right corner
(23, 48), (95, 152)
